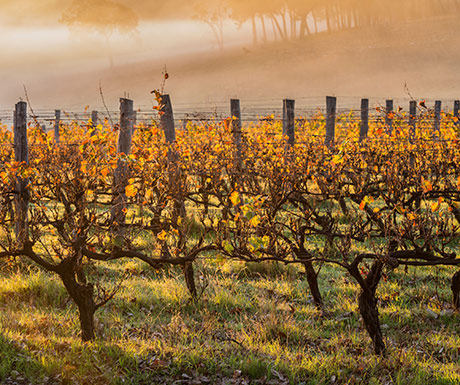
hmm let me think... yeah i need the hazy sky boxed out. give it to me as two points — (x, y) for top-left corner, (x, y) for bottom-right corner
(0, 5), (252, 110)
(1, 0), (460, 113)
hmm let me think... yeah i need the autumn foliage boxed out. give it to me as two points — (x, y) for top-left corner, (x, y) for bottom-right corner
(0, 107), (459, 355)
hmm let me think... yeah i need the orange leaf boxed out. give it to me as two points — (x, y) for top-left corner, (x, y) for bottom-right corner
(125, 184), (138, 198)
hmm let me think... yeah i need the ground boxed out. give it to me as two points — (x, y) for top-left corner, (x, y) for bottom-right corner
(1, 257), (459, 385)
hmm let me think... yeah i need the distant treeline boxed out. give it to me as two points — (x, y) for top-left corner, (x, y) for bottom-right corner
(123, 0), (460, 47)
(56, 0), (460, 50)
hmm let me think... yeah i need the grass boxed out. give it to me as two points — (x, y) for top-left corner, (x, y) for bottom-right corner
(0, 258), (460, 384)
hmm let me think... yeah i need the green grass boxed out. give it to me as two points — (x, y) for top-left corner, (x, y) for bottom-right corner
(1, 259), (460, 384)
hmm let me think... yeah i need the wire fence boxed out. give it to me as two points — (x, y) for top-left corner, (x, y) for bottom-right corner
(1, 95), (459, 128)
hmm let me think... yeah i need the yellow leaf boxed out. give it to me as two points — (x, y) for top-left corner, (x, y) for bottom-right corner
(222, 240), (234, 253)
(249, 215), (261, 227)
(80, 160), (88, 173)
(230, 191), (240, 206)
(422, 178), (433, 192)
(125, 184), (138, 198)
(331, 155), (344, 165)
(431, 201), (440, 212)
(158, 230), (167, 240)
(145, 188), (154, 200)
(359, 196), (373, 210)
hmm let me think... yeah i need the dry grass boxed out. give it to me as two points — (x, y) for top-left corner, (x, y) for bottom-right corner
(1, 258), (460, 384)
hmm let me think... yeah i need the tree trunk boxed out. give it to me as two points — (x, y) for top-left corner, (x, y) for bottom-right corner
(282, 11), (288, 39)
(251, 16), (258, 46)
(325, 6), (331, 33)
(260, 15), (267, 42)
(58, 259), (96, 341)
(77, 295), (96, 342)
(304, 260), (323, 309)
(359, 286), (385, 355)
(338, 196), (349, 216)
(271, 18), (278, 41)
(357, 261), (385, 355)
(183, 261), (197, 299)
(452, 270), (460, 310)
(290, 10), (296, 39)
(304, 15), (312, 36)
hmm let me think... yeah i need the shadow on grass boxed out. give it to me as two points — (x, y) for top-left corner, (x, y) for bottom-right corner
(0, 332), (47, 384)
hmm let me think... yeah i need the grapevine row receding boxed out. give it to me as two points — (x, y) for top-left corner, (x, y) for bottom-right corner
(0, 96), (459, 355)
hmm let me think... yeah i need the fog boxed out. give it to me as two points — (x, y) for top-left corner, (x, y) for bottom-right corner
(1, 0), (460, 112)
(0, 19), (255, 110)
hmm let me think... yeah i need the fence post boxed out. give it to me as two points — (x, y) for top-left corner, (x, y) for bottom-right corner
(434, 100), (441, 140)
(230, 99), (242, 167)
(283, 99), (295, 147)
(159, 94), (185, 221)
(385, 100), (393, 135)
(90, 110), (98, 136)
(409, 100), (417, 142)
(359, 98), (369, 142)
(454, 100), (460, 129)
(13, 101), (29, 246)
(111, 98), (134, 234)
(160, 94), (175, 144)
(54, 110), (61, 143)
(325, 96), (336, 148)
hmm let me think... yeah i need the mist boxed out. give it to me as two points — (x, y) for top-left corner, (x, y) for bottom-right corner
(2, 0), (460, 111)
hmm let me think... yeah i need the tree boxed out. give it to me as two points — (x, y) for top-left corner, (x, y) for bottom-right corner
(193, 0), (229, 51)
(61, 0), (139, 68)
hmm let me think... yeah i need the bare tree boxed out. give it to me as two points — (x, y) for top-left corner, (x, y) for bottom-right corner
(61, 0), (139, 68)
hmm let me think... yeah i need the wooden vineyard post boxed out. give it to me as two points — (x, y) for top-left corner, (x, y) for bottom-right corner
(230, 99), (242, 168)
(283, 99), (295, 147)
(385, 100), (393, 135)
(159, 94), (190, 291)
(454, 100), (460, 129)
(325, 96), (336, 148)
(160, 94), (176, 145)
(90, 110), (98, 136)
(359, 98), (369, 142)
(434, 100), (441, 140)
(13, 101), (29, 246)
(159, 94), (185, 221)
(409, 100), (417, 142)
(111, 98), (134, 236)
(54, 109), (61, 143)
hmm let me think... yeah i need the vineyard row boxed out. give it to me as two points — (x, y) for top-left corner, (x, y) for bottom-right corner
(0, 96), (460, 356)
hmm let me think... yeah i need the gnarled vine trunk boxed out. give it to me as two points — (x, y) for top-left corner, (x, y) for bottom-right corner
(356, 260), (385, 355)
(57, 259), (96, 341)
(183, 261), (197, 299)
(451, 270), (460, 310)
(303, 260), (323, 309)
